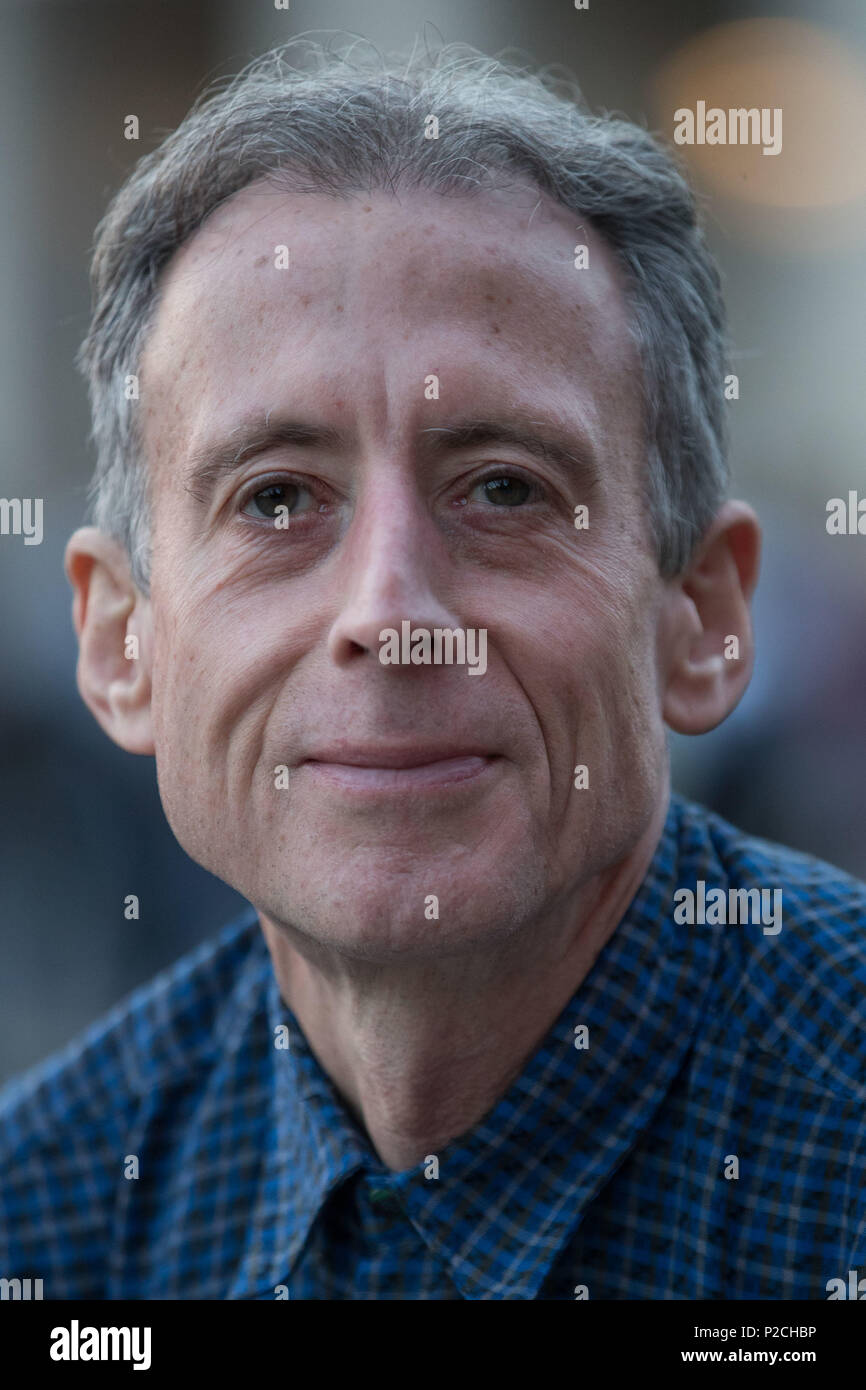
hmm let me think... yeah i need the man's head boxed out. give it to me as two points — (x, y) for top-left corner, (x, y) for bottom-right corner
(66, 40), (759, 960)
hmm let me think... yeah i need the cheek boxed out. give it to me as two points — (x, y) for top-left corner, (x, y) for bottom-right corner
(500, 582), (659, 819)
(148, 593), (298, 812)
(592, 632), (668, 817)
(149, 612), (204, 748)
(565, 584), (663, 754)
(148, 571), (253, 732)
(148, 614), (250, 879)
(147, 599), (243, 823)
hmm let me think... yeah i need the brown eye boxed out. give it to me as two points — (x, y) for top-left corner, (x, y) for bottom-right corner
(473, 475), (532, 506)
(241, 482), (310, 520)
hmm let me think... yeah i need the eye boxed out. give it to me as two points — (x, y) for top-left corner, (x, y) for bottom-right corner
(469, 474), (534, 507)
(239, 479), (317, 521)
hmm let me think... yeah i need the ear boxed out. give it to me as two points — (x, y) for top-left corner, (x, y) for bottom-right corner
(64, 526), (155, 755)
(660, 500), (762, 736)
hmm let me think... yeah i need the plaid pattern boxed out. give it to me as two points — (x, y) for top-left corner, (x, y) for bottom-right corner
(2, 792), (865, 1300)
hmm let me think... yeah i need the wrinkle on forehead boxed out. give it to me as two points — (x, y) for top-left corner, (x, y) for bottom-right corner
(138, 179), (644, 510)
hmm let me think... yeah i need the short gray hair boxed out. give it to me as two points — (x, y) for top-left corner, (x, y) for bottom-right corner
(77, 36), (730, 594)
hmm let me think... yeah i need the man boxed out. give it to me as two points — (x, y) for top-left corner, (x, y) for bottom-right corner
(1, 38), (864, 1301)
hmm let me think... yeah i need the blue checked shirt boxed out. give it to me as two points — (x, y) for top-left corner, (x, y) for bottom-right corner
(2, 792), (865, 1300)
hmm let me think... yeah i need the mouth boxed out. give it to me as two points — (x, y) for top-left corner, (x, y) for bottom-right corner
(299, 747), (498, 793)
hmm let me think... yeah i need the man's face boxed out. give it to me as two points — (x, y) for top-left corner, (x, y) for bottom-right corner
(138, 179), (669, 959)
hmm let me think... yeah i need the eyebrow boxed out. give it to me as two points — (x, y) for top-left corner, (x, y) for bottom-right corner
(417, 418), (598, 485)
(184, 418), (345, 502)
(184, 412), (598, 502)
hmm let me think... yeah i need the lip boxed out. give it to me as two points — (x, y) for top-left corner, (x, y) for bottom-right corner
(299, 748), (497, 793)
(302, 743), (494, 769)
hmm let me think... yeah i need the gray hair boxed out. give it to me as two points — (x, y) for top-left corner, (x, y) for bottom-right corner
(77, 35), (730, 594)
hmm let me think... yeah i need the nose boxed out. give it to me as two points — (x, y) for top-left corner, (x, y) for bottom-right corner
(326, 477), (462, 667)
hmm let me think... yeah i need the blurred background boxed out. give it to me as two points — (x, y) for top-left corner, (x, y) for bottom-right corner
(1, 0), (864, 1084)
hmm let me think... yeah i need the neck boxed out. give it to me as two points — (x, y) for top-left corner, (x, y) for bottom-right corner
(259, 794), (669, 1171)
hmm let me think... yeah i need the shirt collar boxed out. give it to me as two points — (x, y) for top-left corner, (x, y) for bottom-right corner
(229, 791), (724, 1299)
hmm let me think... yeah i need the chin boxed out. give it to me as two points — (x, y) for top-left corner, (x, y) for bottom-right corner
(263, 860), (548, 963)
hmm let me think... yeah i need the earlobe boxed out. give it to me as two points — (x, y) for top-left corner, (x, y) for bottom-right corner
(64, 526), (156, 755)
(661, 501), (762, 736)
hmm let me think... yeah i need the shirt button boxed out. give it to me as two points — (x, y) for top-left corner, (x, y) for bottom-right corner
(368, 1187), (402, 1213)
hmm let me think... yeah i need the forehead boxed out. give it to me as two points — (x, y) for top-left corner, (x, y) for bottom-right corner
(138, 178), (643, 487)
